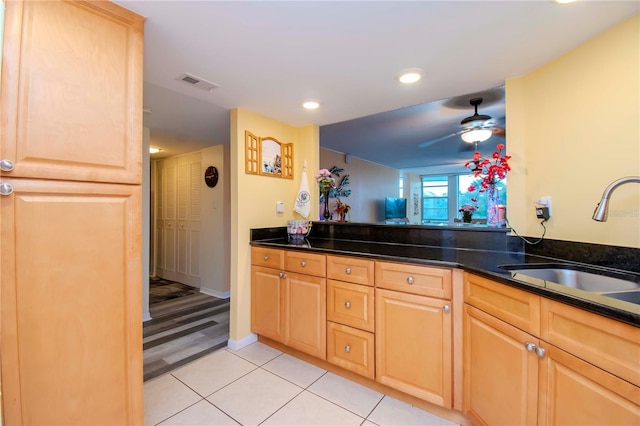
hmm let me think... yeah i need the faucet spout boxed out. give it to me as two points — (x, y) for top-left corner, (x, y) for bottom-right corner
(592, 176), (640, 222)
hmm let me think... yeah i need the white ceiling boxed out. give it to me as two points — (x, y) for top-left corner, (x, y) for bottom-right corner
(115, 1), (639, 164)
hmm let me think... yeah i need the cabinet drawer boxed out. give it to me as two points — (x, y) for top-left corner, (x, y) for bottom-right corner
(327, 255), (374, 286)
(251, 247), (284, 269)
(327, 321), (375, 379)
(285, 251), (326, 277)
(375, 261), (451, 299)
(464, 273), (540, 336)
(540, 298), (640, 387)
(327, 280), (375, 332)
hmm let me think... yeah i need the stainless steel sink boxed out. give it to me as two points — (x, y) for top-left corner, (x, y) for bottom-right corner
(499, 264), (640, 293)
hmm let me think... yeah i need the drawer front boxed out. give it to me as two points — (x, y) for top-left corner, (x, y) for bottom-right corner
(285, 251), (326, 277)
(464, 272), (540, 336)
(251, 247), (284, 269)
(375, 261), (452, 299)
(327, 255), (374, 286)
(540, 298), (640, 387)
(327, 321), (375, 379)
(327, 280), (375, 332)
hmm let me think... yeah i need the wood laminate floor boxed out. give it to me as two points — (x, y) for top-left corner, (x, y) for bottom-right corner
(143, 288), (230, 381)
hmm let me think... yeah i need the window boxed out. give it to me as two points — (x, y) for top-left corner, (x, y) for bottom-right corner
(420, 174), (507, 223)
(422, 176), (448, 222)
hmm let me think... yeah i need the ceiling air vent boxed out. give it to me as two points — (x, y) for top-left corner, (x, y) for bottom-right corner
(176, 73), (220, 92)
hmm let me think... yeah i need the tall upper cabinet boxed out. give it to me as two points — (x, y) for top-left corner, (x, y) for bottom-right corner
(0, 1), (145, 425)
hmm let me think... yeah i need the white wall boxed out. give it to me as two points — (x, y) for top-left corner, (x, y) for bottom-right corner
(142, 127), (151, 321)
(200, 145), (231, 298)
(320, 149), (400, 223)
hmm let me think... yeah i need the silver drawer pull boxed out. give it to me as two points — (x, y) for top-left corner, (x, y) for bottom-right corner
(344, 345), (351, 353)
(535, 346), (546, 358)
(344, 301), (351, 309)
(300, 261), (306, 267)
(406, 276), (414, 284)
(0, 183), (13, 196)
(279, 272), (287, 279)
(443, 304), (450, 313)
(0, 159), (14, 172)
(263, 255), (269, 261)
(524, 341), (536, 352)
(345, 267), (351, 274)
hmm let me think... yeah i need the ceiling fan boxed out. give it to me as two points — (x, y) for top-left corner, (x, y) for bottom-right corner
(418, 97), (505, 149)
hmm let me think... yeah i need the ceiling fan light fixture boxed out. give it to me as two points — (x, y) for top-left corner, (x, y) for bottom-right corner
(461, 128), (492, 143)
(397, 68), (424, 84)
(149, 147), (162, 154)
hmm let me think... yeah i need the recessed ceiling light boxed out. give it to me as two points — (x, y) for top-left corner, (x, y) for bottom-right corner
(149, 147), (161, 154)
(303, 100), (320, 110)
(397, 68), (424, 84)
(554, 0), (577, 3)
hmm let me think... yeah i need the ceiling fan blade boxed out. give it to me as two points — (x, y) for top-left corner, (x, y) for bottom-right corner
(417, 132), (458, 148)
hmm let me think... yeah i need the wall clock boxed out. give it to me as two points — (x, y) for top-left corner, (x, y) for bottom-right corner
(204, 166), (219, 188)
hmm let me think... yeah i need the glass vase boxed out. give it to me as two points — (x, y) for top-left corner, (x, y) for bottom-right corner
(462, 212), (473, 223)
(321, 188), (331, 221)
(486, 184), (503, 227)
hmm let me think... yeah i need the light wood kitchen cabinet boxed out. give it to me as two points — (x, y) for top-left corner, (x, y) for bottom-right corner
(0, 2), (144, 424)
(327, 321), (375, 379)
(540, 298), (640, 387)
(376, 287), (453, 408)
(251, 265), (285, 343)
(464, 304), (539, 425)
(538, 343), (640, 425)
(326, 255), (375, 377)
(464, 272), (640, 425)
(251, 248), (326, 359)
(1, 0), (143, 184)
(285, 271), (326, 359)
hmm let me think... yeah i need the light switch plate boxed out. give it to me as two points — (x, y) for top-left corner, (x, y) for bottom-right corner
(276, 201), (285, 213)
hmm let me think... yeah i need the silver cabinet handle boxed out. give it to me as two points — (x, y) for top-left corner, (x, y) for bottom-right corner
(344, 301), (351, 309)
(263, 255), (269, 261)
(535, 346), (546, 358)
(0, 159), (14, 172)
(345, 267), (351, 274)
(0, 183), (13, 196)
(524, 341), (536, 352)
(406, 276), (414, 284)
(344, 345), (351, 353)
(300, 261), (306, 267)
(443, 304), (450, 313)
(279, 272), (287, 279)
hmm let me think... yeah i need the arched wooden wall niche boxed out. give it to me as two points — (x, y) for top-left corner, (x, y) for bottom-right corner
(244, 131), (294, 179)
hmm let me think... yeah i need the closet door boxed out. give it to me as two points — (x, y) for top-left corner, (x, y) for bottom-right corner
(176, 153), (201, 287)
(161, 158), (178, 281)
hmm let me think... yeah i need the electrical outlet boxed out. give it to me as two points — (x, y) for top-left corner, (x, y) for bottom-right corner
(536, 207), (550, 221)
(537, 196), (552, 217)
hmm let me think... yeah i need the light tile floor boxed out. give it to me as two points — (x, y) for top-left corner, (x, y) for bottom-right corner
(145, 342), (460, 426)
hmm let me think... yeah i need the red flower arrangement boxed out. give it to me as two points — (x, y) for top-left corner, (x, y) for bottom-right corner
(464, 143), (511, 203)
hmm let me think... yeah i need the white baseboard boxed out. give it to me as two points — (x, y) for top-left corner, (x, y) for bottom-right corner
(227, 333), (257, 351)
(200, 287), (230, 299)
(142, 311), (152, 322)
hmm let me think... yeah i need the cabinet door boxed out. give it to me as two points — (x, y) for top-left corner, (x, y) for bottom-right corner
(285, 272), (326, 359)
(463, 304), (539, 426)
(376, 288), (452, 408)
(251, 266), (285, 343)
(538, 344), (640, 426)
(0, 179), (143, 425)
(0, 1), (144, 184)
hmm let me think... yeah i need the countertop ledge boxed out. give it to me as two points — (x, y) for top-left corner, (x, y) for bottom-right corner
(250, 237), (640, 327)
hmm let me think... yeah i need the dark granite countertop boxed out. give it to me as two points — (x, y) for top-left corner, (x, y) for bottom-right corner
(250, 236), (640, 327)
